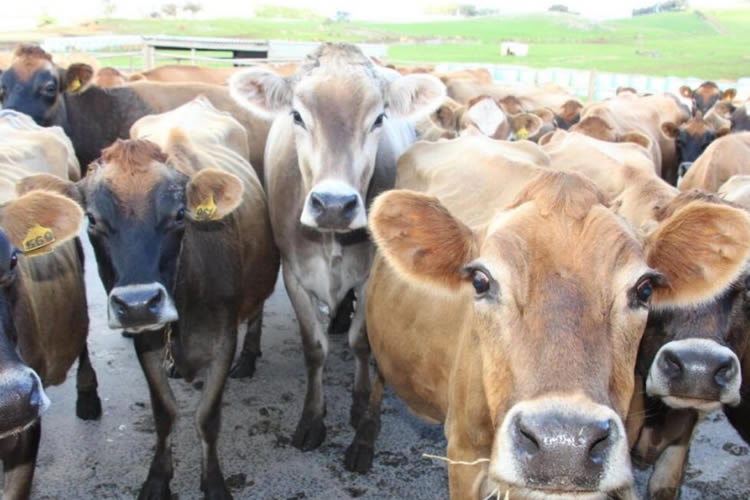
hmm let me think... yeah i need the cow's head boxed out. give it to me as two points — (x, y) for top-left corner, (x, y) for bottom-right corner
(369, 171), (750, 497)
(229, 43), (444, 232)
(555, 99), (583, 130)
(0, 189), (83, 438)
(0, 45), (93, 126)
(76, 137), (243, 333)
(731, 103), (750, 132)
(638, 191), (750, 413)
(661, 112), (729, 181)
(457, 95), (543, 141)
(680, 82), (736, 116)
(572, 115), (652, 151)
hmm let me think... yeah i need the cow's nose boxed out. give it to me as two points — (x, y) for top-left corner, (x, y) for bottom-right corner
(656, 345), (739, 399)
(678, 161), (693, 178)
(511, 412), (616, 490)
(305, 191), (363, 230)
(108, 283), (177, 331)
(0, 368), (49, 437)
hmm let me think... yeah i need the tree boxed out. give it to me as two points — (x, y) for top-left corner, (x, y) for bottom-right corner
(457, 4), (478, 16)
(161, 3), (178, 17)
(183, 1), (202, 15)
(548, 4), (569, 12)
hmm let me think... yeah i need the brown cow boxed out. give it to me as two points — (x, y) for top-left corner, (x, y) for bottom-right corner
(128, 64), (239, 85)
(346, 134), (750, 498)
(0, 188), (93, 500)
(93, 67), (128, 88)
(680, 81), (736, 115)
(678, 132), (750, 192)
(661, 111), (730, 183)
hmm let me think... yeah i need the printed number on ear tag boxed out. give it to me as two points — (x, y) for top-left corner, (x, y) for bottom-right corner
(516, 127), (529, 140)
(195, 193), (217, 221)
(22, 224), (56, 257)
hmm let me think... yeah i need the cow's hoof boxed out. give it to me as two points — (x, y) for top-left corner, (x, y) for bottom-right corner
(229, 354), (257, 379)
(291, 417), (326, 451)
(137, 478), (171, 500)
(202, 478), (233, 500)
(350, 390), (369, 428)
(76, 389), (102, 420)
(650, 488), (678, 500)
(344, 440), (374, 473)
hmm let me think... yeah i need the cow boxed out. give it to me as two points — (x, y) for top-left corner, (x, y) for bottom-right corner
(228, 42), (444, 452)
(343, 134), (750, 499)
(731, 102), (750, 132)
(678, 132), (750, 192)
(0, 45), (272, 180)
(660, 111), (730, 183)
(61, 95), (278, 498)
(719, 174), (750, 206)
(457, 95), (544, 141)
(93, 67), (128, 88)
(128, 64), (240, 85)
(0, 188), (95, 500)
(680, 81), (736, 115)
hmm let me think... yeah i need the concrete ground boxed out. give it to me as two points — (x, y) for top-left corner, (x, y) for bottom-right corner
(5, 233), (750, 499)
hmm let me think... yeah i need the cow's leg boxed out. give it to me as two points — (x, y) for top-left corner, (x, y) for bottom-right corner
(284, 266), (329, 451)
(229, 306), (263, 379)
(445, 439), (488, 500)
(75, 343), (102, 420)
(646, 410), (698, 500)
(348, 283), (370, 428)
(196, 325), (235, 500)
(344, 366), (384, 473)
(1, 420), (41, 500)
(134, 333), (178, 500)
(724, 399), (750, 444)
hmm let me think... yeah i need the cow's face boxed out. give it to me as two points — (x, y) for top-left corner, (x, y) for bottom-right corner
(638, 193), (750, 412)
(661, 114), (729, 181)
(229, 43), (444, 232)
(0, 45), (93, 126)
(0, 190), (83, 438)
(731, 103), (750, 132)
(78, 139), (243, 334)
(681, 82), (736, 116)
(370, 172), (750, 498)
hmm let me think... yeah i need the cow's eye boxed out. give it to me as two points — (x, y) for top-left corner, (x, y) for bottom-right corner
(291, 110), (305, 129)
(9, 250), (18, 270)
(41, 81), (57, 96)
(472, 269), (491, 295)
(371, 112), (386, 131)
(86, 212), (96, 227)
(175, 208), (186, 223)
(635, 277), (654, 306)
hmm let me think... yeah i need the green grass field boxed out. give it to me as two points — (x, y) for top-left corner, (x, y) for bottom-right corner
(65, 9), (750, 79)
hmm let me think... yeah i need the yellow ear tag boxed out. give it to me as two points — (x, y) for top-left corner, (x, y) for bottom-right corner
(194, 193), (217, 221)
(68, 78), (81, 93)
(516, 127), (529, 140)
(22, 224), (56, 257)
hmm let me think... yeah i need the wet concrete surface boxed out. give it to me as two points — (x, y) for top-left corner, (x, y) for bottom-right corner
(7, 232), (750, 499)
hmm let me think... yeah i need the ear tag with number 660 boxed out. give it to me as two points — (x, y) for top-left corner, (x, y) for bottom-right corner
(22, 223), (56, 257)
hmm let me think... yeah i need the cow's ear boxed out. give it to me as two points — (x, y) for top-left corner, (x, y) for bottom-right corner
(510, 113), (543, 141)
(369, 190), (475, 289)
(661, 121), (680, 140)
(387, 74), (446, 120)
(16, 174), (80, 203)
(722, 88), (737, 101)
(186, 168), (244, 222)
(228, 68), (292, 119)
(531, 107), (555, 123)
(433, 103), (458, 130)
(646, 201), (750, 308)
(620, 130), (652, 150)
(63, 63), (94, 94)
(538, 130), (557, 146)
(679, 86), (693, 99)
(0, 191), (83, 256)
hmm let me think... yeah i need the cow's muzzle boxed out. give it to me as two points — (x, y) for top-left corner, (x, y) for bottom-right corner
(646, 338), (741, 411)
(677, 161), (693, 185)
(300, 180), (366, 232)
(490, 397), (632, 495)
(108, 283), (178, 333)
(0, 366), (49, 439)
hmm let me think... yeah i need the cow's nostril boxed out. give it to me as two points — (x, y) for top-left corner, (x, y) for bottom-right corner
(587, 420), (612, 465)
(517, 423), (540, 455)
(714, 358), (737, 388)
(342, 196), (358, 216)
(147, 288), (164, 314)
(660, 350), (683, 379)
(111, 295), (129, 317)
(310, 193), (325, 213)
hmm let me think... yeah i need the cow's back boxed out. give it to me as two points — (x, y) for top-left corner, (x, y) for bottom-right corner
(680, 132), (750, 192)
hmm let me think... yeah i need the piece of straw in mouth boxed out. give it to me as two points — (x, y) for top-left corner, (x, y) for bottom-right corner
(421, 453), (491, 466)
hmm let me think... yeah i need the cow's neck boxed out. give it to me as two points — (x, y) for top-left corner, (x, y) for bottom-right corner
(61, 86), (153, 170)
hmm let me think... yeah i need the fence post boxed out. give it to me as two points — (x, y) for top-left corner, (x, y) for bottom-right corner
(190, 47), (196, 65)
(142, 43), (155, 70)
(588, 69), (597, 102)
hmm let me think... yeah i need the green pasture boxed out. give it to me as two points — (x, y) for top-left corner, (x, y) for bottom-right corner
(70, 9), (750, 79)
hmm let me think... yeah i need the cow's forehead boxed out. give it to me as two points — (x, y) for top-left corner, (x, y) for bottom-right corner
(8, 56), (56, 83)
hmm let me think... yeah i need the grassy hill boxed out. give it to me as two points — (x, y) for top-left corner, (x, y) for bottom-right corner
(43, 9), (750, 79)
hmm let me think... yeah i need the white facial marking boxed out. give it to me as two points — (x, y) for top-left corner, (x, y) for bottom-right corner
(466, 98), (507, 138)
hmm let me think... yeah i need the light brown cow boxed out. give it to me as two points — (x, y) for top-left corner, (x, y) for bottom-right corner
(678, 132), (750, 193)
(92, 67), (128, 88)
(719, 174), (750, 206)
(128, 64), (240, 85)
(347, 134), (750, 499)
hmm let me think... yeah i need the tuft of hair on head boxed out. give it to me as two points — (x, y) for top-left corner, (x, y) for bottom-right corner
(507, 170), (609, 220)
(12, 44), (52, 61)
(100, 139), (168, 172)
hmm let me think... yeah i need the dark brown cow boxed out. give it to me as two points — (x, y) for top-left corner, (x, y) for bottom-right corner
(0, 187), (98, 500)
(69, 131), (278, 498)
(732, 102), (750, 132)
(0, 45), (271, 182)
(661, 111), (730, 182)
(680, 81), (737, 115)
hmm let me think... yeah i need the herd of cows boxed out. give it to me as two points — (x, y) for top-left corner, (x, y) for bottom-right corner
(1, 40), (750, 499)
